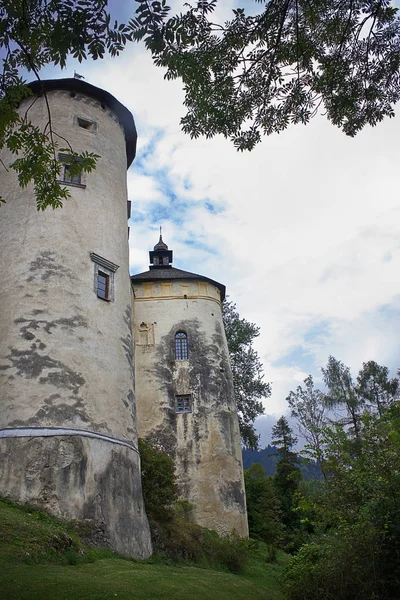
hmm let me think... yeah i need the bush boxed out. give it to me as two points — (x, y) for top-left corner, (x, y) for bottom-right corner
(151, 517), (248, 573)
(140, 438), (248, 573)
(284, 524), (399, 600)
(138, 438), (179, 521)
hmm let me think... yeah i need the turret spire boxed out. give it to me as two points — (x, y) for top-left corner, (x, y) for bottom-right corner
(150, 229), (173, 269)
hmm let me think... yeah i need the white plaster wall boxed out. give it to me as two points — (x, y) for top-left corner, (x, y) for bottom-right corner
(133, 279), (248, 537)
(0, 85), (151, 558)
(0, 89), (135, 438)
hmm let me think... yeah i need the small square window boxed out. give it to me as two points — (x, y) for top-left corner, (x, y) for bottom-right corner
(77, 117), (95, 131)
(176, 395), (191, 414)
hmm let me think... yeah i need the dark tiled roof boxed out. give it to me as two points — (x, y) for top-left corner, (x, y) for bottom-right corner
(131, 267), (225, 301)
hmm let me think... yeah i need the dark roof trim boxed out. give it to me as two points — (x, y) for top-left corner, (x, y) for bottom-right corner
(28, 78), (137, 167)
(131, 269), (226, 302)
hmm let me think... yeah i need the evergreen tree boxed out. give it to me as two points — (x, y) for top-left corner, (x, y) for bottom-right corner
(322, 355), (365, 440)
(356, 360), (399, 415)
(271, 417), (301, 531)
(271, 416), (298, 463)
(244, 463), (282, 546)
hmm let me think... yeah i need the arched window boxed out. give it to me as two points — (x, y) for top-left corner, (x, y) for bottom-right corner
(175, 332), (188, 360)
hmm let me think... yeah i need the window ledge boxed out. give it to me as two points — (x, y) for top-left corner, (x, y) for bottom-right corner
(58, 180), (87, 189)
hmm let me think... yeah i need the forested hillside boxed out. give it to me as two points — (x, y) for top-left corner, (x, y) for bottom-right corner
(242, 446), (322, 481)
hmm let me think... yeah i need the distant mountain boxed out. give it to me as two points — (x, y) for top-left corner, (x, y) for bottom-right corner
(242, 445), (323, 481)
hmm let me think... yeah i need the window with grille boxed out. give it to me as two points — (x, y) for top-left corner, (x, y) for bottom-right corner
(176, 395), (191, 413)
(175, 332), (188, 360)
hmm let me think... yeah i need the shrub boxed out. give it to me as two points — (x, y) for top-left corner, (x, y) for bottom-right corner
(138, 438), (179, 521)
(140, 438), (248, 573)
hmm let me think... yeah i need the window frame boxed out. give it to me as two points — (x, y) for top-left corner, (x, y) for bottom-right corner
(75, 116), (97, 132)
(63, 164), (82, 186)
(175, 395), (192, 414)
(97, 270), (110, 300)
(58, 153), (86, 188)
(175, 331), (188, 361)
(90, 253), (119, 302)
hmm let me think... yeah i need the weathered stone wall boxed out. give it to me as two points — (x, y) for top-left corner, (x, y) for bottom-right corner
(0, 86), (151, 558)
(133, 279), (248, 537)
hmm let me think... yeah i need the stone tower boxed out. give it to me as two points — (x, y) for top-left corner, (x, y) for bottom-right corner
(132, 235), (248, 536)
(0, 79), (151, 558)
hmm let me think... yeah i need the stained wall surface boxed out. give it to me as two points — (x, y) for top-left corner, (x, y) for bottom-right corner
(133, 279), (248, 537)
(0, 85), (151, 558)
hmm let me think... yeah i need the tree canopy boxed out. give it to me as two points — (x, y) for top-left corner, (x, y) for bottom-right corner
(222, 299), (271, 449)
(284, 364), (400, 600)
(132, 0), (400, 149)
(1, 1), (400, 209)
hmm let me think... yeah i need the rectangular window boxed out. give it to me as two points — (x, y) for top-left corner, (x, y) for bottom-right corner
(63, 165), (82, 185)
(58, 153), (85, 187)
(176, 395), (191, 413)
(90, 252), (119, 303)
(97, 271), (109, 300)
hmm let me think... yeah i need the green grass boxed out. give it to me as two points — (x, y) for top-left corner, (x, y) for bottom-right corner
(0, 498), (286, 600)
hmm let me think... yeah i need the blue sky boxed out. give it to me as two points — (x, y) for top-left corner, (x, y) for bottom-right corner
(31, 1), (400, 447)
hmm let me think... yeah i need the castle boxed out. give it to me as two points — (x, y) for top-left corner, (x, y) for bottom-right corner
(0, 78), (248, 557)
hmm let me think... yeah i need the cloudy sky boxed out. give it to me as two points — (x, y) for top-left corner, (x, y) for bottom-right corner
(41, 1), (400, 447)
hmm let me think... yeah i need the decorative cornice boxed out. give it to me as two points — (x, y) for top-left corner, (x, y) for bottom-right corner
(90, 252), (119, 273)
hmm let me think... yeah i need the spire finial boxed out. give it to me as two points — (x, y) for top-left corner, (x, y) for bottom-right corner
(150, 229), (173, 268)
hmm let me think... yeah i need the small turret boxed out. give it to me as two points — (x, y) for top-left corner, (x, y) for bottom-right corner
(149, 228), (173, 269)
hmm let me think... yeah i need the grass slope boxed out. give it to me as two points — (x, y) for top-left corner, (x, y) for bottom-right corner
(0, 499), (285, 600)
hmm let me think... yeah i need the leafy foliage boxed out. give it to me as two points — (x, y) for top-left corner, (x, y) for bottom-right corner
(283, 358), (400, 600)
(222, 299), (271, 449)
(285, 405), (400, 600)
(129, 0), (400, 150)
(138, 438), (179, 522)
(357, 359), (399, 415)
(287, 375), (327, 477)
(139, 438), (249, 573)
(0, 0), (129, 208)
(2, 1), (400, 209)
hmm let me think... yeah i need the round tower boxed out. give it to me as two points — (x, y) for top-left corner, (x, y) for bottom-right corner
(131, 235), (248, 537)
(0, 79), (151, 558)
